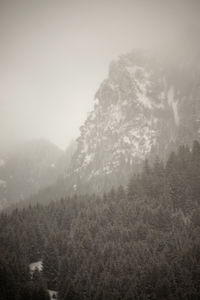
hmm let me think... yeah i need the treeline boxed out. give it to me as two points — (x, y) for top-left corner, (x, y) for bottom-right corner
(0, 142), (200, 299)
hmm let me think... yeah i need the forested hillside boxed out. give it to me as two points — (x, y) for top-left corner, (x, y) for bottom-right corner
(0, 140), (78, 210)
(0, 141), (200, 299)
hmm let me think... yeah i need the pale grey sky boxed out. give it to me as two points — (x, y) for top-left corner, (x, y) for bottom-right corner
(0, 0), (199, 149)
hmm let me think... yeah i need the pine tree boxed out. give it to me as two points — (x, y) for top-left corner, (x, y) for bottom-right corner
(43, 242), (59, 290)
(0, 258), (17, 300)
(191, 140), (200, 204)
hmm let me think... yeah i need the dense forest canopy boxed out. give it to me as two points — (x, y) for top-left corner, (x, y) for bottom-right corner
(0, 141), (200, 299)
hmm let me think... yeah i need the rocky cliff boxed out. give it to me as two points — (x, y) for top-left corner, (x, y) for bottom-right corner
(67, 50), (200, 193)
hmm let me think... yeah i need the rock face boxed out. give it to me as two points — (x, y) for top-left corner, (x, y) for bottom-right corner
(68, 50), (200, 194)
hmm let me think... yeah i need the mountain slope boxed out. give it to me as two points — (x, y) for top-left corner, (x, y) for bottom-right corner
(67, 50), (200, 194)
(4, 49), (200, 208)
(0, 140), (66, 209)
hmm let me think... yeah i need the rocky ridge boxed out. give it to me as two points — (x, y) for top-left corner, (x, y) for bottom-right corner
(67, 50), (200, 193)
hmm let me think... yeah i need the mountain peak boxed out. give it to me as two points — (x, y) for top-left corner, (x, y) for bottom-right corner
(66, 49), (200, 194)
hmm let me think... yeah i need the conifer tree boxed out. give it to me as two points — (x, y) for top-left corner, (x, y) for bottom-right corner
(43, 242), (59, 290)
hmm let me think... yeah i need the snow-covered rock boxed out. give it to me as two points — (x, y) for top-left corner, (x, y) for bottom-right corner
(66, 49), (200, 194)
(48, 290), (58, 300)
(29, 260), (43, 275)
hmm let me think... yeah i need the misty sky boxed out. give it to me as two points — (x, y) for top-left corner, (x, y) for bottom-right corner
(1, 0), (200, 149)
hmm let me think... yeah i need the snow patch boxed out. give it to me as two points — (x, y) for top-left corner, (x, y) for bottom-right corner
(167, 86), (174, 106)
(48, 290), (58, 300)
(109, 82), (118, 90)
(112, 106), (123, 122)
(138, 91), (152, 109)
(116, 149), (126, 155)
(29, 260), (43, 274)
(133, 72), (152, 109)
(103, 165), (112, 174)
(172, 101), (179, 125)
(84, 154), (93, 165)
(167, 86), (179, 125)
(126, 65), (143, 75)
(123, 136), (131, 144)
(112, 160), (120, 168)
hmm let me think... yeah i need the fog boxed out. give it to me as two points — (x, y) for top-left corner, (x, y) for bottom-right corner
(0, 0), (199, 149)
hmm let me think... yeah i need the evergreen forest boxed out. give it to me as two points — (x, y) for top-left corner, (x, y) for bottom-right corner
(1, 141), (200, 299)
